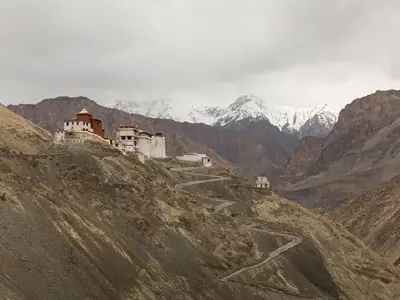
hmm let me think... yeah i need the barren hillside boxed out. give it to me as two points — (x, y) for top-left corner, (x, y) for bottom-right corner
(328, 175), (400, 267)
(0, 103), (51, 153)
(0, 105), (399, 299)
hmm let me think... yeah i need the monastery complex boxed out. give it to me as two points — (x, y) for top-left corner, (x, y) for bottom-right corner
(53, 108), (166, 158)
(51, 108), (274, 186)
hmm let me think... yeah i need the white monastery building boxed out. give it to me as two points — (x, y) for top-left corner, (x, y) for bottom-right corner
(54, 108), (109, 144)
(112, 125), (166, 158)
(176, 153), (212, 167)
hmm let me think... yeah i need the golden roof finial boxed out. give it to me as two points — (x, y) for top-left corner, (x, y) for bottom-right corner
(78, 108), (90, 114)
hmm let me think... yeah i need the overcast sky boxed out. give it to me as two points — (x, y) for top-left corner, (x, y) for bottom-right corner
(1, 0), (400, 108)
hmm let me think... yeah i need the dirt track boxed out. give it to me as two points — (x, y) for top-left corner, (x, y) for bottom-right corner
(170, 166), (303, 283)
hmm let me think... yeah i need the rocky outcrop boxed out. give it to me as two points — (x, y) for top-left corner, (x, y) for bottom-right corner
(313, 90), (400, 174)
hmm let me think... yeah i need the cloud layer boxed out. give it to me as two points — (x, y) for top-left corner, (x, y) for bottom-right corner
(1, 0), (400, 107)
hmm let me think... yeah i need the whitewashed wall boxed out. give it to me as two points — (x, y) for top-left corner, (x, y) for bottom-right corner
(116, 128), (137, 138)
(201, 156), (212, 167)
(150, 136), (166, 158)
(64, 120), (93, 132)
(137, 136), (151, 156)
(53, 132), (65, 144)
(176, 153), (207, 162)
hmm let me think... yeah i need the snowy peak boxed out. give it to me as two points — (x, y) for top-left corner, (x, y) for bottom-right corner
(109, 95), (341, 137)
(217, 95), (340, 134)
(111, 99), (177, 120)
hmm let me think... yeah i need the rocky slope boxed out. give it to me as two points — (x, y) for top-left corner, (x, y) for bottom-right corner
(279, 90), (400, 207)
(111, 95), (340, 138)
(279, 136), (325, 185)
(328, 175), (400, 267)
(0, 105), (399, 299)
(0, 103), (51, 153)
(8, 96), (298, 182)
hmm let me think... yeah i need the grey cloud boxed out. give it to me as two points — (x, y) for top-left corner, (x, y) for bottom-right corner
(1, 0), (400, 106)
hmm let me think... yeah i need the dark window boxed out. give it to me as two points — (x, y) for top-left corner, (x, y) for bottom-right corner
(127, 136), (132, 140)
(66, 121), (69, 126)
(121, 136), (126, 140)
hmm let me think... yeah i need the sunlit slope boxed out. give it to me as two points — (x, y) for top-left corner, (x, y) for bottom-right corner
(0, 103), (51, 153)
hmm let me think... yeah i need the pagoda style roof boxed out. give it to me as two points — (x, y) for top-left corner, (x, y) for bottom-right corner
(78, 108), (91, 115)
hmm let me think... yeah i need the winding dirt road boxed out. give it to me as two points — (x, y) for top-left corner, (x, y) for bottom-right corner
(169, 166), (302, 282)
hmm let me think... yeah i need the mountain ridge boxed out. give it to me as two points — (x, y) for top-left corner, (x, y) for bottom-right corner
(110, 94), (341, 138)
(279, 89), (400, 207)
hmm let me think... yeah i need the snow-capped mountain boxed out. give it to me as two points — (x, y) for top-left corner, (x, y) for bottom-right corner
(110, 95), (341, 137)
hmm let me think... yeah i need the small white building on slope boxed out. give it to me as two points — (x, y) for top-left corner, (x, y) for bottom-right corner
(112, 125), (166, 158)
(256, 176), (270, 189)
(176, 153), (212, 167)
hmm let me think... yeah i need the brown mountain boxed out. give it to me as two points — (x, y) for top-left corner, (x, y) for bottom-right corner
(7, 96), (298, 183)
(328, 174), (400, 267)
(279, 136), (325, 185)
(1, 104), (400, 299)
(279, 90), (400, 207)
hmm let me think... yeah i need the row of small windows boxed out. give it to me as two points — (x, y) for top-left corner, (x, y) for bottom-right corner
(65, 121), (90, 126)
(121, 136), (133, 140)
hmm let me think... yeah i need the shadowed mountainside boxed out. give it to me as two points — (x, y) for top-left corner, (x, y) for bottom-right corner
(328, 175), (400, 267)
(0, 104), (399, 299)
(7, 96), (298, 182)
(279, 90), (400, 207)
